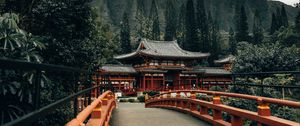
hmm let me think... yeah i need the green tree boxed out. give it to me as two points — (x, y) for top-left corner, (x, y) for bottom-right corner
(184, 0), (197, 51)
(135, 0), (152, 39)
(235, 5), (249, 42)
(28, 0), (99, 68)
(209, 16), (221, 66)
(0, 13), (44, 62)
(270, 13), (278, 35)
(295, 11), (300, 32)
(281, 5), (289, 27)
(252, 10), (264, 44)
(233, 42), (300, 72)
(164, 0), (177, 41)
(149, 0), (160, 40)
(120, 12), (132, 54)
(196, 0), (209, 52)
(0, 13), (46, 125)
(228, 27), (236, 54)
(276, 7), (283, 29)
(176, 3), (186, 48)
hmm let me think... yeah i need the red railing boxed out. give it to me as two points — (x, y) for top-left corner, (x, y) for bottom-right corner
(66, 91), (116, 126)
(145, 90), (300, 126)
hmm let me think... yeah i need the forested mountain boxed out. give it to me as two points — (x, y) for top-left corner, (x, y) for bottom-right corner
(91, 0), (299, 32)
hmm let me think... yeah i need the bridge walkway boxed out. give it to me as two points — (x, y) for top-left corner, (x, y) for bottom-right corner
(110, 103), (211, 126)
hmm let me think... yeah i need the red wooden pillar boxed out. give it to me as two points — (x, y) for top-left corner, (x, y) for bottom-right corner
(196, 76), (198, 89)
(151, 74), (154, 90)
(257, 97), (270, 126)
(162, 75), (165, 91)
(118, 80), (121, 90)
(139, 76), (142, 91)
(143, 75), (146, 91)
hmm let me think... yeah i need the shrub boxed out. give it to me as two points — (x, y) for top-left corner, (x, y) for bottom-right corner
(128, 99), (135, 103)
(119, 99), (127, 102)
(209, 86), (223, 91)
(143, 90), (159, 96)
(137, 96), (145, 102)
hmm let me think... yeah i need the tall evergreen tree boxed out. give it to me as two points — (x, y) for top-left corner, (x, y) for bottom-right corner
(296, 11), (300, 32)
(252, 10), (264, 44)
(149, 0), (160, 40)
(136, 0), (152, 39)
(184, 0), (197, 51)
(235, 5), (249, 42)
(270, 13), (277, 34)
(196, 0), (209, 52)
(229, 27), (236, 54)
(281, 5), (288, 27)
(164, 0), (177, 41)
(207, 11), (213, 52)
(176, 3), (186, 48)
(209, 15), (221, 66)
(136, 0), (146, 18)
(275, 7), (282, 28)
(234, 4), (240, 31)
(120, 12), (132, 53)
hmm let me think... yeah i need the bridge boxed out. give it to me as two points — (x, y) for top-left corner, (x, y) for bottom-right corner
(1, 58), (300, 126)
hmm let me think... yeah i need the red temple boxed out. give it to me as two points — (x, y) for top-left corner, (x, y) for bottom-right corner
(95, 39), (232, 95)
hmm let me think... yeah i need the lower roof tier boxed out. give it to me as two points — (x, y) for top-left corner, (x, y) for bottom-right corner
(99, 64), (231, 76)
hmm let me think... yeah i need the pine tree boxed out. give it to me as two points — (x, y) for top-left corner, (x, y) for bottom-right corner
(296, 11), (300, 32)
(235, 5), (249, 42)
(196, 0), (209, 52)
(164, 0), (177, 41)
(228, 27), (236, 54)
(120, 12), (132, 53)
(209, 17), (221, 66)
(207, 11), (213, 53)
(184, 0), (197, 51)
(136, 0), (146, 18)
(252, 10), (264, 44)
(281, 5), (288, 27)
(234, 4), (240, 31)
(176, 3), (186, 48)
(276, 7), (282, 28)
(270, 13), (277, 35)
(136, 0), (152, 39)
(149, 0), (160, 40)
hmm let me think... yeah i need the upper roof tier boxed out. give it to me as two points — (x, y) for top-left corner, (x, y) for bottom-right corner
(114, 39), (210, 60)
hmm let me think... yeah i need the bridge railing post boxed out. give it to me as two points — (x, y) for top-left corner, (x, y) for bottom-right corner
(231, 115), (243, 126)
(190, 92), (197, 111)
(257, 98), (271, 116)
(91, 100), (102, 119)
(212, 94), (222, 120)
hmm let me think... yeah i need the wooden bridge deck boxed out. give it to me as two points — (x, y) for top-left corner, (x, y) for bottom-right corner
(110, 103), (211, 126)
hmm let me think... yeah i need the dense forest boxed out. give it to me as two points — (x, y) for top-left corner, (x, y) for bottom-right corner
(0, 0), (299, 125)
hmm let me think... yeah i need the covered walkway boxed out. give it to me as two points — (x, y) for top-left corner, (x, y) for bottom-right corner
(110, 103), (210, 126)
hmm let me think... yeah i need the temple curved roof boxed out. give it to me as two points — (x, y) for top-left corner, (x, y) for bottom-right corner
(214, 55), (235, 64)
(101, 64), (137, 74)
(115, 39), (210, 60)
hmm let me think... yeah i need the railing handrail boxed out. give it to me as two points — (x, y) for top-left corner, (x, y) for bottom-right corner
(66, 91), (116, 126)
(153, 90), (300, 108)
(232, 71), (300, 75)
(0, 58), (88, 73)
(146, 89), (300, 126)
(3, 85), (103, 126)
